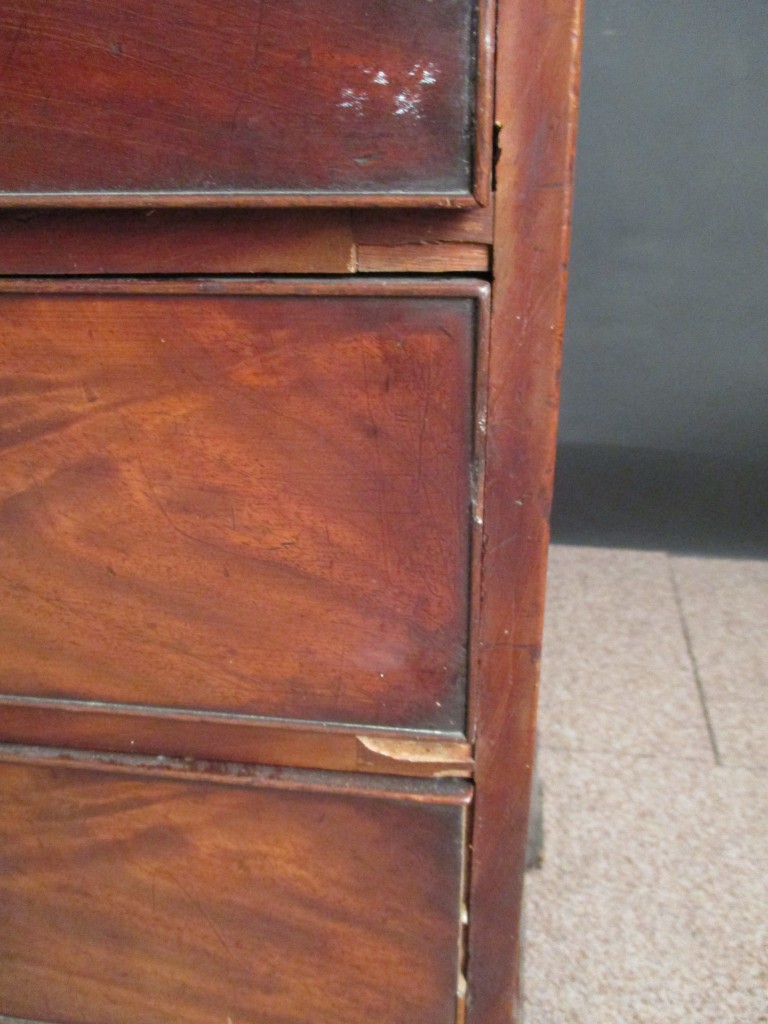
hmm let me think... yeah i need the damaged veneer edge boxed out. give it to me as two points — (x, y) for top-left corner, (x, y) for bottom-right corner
(355, 735), (474, 777)
(0, 742), (474, 805)
(0, 204), (493, 276)
(0, 696), (474, 780)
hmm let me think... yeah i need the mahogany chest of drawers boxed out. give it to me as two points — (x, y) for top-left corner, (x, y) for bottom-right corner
(0, 2), (582, 1021)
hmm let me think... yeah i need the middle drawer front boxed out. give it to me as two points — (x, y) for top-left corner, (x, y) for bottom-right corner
(0, 280), (485, 735)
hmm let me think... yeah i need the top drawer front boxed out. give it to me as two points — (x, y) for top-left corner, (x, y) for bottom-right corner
(0, 0), (491, 207)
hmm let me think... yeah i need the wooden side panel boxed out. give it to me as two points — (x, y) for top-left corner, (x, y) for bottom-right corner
(466, 0), (583, 1021)
(0, 754), (470, 1024)
(0, 0), (489, 205)
(0, 282), (481, 734)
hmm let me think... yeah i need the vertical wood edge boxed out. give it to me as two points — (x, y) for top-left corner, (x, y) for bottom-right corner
(466, 0), (584, 1021)
(473, 0), (498, 206)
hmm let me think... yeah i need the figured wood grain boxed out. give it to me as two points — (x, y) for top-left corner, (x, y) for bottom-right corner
(0, 753), (470, 1024)
(0, 280), (483, 734)
(465, 1), (583, 1021)
(0, 0), (491, 206)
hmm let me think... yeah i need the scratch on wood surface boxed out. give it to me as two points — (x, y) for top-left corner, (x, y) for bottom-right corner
(416, 343), (433, 495)
(156, 867), (239, 964)
(226, 0), (267, 160)
(1, 14), (27, 79)
(359, 345), (393, 585)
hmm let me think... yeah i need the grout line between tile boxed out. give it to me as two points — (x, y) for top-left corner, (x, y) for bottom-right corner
(538, 741), (716, 767)
(539, 742), (768, 777)
(667, 555), (722, 766)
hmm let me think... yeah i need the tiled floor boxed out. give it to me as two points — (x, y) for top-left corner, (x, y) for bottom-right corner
(524, 545), (768, 1023)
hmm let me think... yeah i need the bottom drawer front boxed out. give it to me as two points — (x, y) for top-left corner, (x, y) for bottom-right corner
(0, 757), (469, 1024)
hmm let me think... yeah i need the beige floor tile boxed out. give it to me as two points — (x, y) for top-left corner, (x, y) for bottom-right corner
(524, 747), (768, 1024)
(540, 546), (713, 760)
(670, 556), (768, 769)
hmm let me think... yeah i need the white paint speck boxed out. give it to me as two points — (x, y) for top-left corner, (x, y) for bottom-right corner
(394, 89), (422, 118)
(372, 70), (389, 85)
(338, 87), (368, 116)
(407, 62), (439, 84)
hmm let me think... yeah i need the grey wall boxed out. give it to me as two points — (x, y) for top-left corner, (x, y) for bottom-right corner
(559, 0), (768, 457)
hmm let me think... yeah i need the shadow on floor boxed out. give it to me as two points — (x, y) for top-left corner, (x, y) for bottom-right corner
(551, 443), (768, 559)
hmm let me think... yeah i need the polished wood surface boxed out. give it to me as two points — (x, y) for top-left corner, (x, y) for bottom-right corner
(466, 1), (583, 1021)
(0, 750), (470, 1024)
(0, 280), (482, 733)
(0, 2), (584, 1019)
(357, 242), (489, 274)
(0, 209), (358, 275)
(0, 698), (474, 778)
(0, 207), (494, 276)
(0, 0), (491, 206)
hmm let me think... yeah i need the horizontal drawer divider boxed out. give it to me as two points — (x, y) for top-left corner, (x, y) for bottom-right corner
(0, 696), (474, 780)
(0, 742), (473, 804)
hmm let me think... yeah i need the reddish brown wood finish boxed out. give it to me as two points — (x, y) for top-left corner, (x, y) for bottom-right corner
(357, 243), (489, 273)
(0, 210), (357, 275)
(0, 698), (474, 779)
(0, 206), (495, 277)
(0, 280), (484, 734)
(0, 0), (492, 206)
(353, 204), (495, 246)
(466, 1), (583, 1022)
(0, 2), (584, 1019)
(0, 748), (470, 1024)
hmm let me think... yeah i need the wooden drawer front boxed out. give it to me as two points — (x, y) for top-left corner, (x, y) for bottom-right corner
(0, 0), (491, 207)
(0, 755), (470, 1024)
(0, 281), (481, 733)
